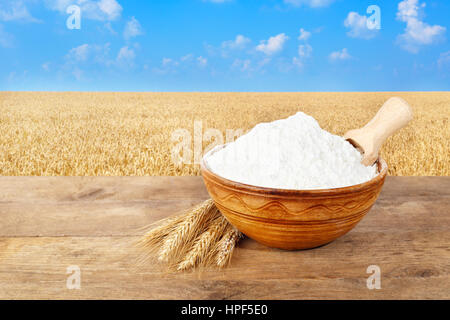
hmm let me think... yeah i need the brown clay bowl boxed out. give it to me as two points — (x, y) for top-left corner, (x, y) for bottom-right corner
(201, 145), (388, 250)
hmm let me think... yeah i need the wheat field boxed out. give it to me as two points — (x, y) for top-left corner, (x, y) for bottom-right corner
(0, 91), (448, 176)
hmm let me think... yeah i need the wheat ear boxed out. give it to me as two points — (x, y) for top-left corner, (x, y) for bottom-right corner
(177, 215), (229, 271)
(215, 225), (243, 268)
(158, 199), (218, 262)
(136, 213), (186, 250)
(134, 213), (189, 266)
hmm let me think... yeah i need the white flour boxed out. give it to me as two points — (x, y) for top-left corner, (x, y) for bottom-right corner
(205, 112), (377, 190)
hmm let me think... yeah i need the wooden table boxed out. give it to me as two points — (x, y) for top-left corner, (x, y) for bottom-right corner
(0, 177), (448, 300)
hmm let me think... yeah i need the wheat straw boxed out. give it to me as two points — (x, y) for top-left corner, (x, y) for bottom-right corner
(177, 215), (229, 271)
(136, 198), (243, 271)
(215, 225), (243, 268)
(158, 199), (217, 262)
(0, 92), (447, 176)
(136, 213), (186, 251)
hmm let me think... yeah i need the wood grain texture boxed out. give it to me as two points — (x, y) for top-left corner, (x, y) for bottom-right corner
(0, 176), (449, 299)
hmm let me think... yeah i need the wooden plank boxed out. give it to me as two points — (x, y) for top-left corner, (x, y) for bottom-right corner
(0, 177), (209, 202)
(0, 176), (448, 299)
(380, 176), (450, 198)
(0, 230), (448, 299)
(0, 200), (204, 237)
(0, 176), (448, 203)
(0, 178), (448, 237)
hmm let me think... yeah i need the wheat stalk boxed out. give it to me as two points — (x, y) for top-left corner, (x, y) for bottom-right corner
(158, 199), (218, 262)
(1, 92), (447, 176)
(134, 213), (189, 266)
(215, 225), (243, 268)
(136, 213), (186, 251)
(136, 198), (243, 271)
(138, 214), (186, 243)
(177, 215), (228, 271)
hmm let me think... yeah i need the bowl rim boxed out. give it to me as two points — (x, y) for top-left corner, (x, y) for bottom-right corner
(201, 144), (388, 196)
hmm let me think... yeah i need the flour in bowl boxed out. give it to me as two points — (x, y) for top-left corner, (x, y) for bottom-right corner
(204, 112), (377, 190)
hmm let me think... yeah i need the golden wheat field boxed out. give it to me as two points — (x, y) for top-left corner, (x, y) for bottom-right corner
(0, 91), (448, 176)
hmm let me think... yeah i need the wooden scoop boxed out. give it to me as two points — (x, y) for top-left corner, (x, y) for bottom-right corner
(344, 97), (413, 166)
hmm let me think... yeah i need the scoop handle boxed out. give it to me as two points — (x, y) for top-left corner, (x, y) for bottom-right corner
(344, 97), (413, 166)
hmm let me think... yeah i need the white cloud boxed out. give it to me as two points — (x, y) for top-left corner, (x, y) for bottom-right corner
(298, 28), (311, 41)
(292, 57), (303, 68)
(66, 44), (90, 62)
(438, 51), (450, 69)
(65, 43), (112, 65)
(295, 28), (312, 68)
(284, 0), (335, 8)
(344, 12), (378, 39)
(293, 44), (312, 69)
(0, 24), (13, 47)
(180, 54), (193, 62)
(197, 56), (208, 67)
(115, 46), (136, 69)
(46, 0), (122, 21)
(72, 67), (83, 80)
(396, 0), (446, 53)
(162, 57), (179, 67)
(117, 46), (135, 61)
(205, 35), (251, 59)
(397, 0), (422, 20)
(94, 43), (112, 64)
(232, 57), (271, 73)
(45, 0), (70, 12)
(98, 0), (122, 20)
(159, 55), (208, 72)
(221, 34), (251, 50)
(329, 48), (351, 61)
(232, 59), (251, 72)
(258, 57), (271, 68)
(42, 62), (51, 71)
(63, 43), (135, 78)
(256, 33), (289, 55)
(103, 22), (117, 34)
(124, 16), (143, 40)
(0, 0), (40, 23)
(298, 44), (312, 58)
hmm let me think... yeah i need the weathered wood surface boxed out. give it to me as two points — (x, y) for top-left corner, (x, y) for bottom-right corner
(0, 176), (448, 300)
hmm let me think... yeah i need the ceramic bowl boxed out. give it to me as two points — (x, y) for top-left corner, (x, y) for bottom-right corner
(201, 145), (387, 250)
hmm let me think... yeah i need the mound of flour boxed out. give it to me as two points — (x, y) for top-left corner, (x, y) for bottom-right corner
(205, 112), (377, 190)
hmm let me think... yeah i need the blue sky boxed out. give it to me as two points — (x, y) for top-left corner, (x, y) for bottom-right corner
(0, 0), (449, 91)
